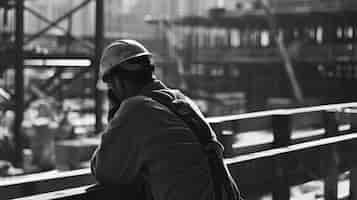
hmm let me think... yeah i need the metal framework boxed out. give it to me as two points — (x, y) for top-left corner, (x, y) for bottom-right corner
(0, 0), (104, 167)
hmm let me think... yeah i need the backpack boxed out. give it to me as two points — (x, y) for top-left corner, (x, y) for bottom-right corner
(145, 89), (242, 200)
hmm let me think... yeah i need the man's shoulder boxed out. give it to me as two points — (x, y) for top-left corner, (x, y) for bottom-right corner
(118, 95), (162, 116)
(116, 96), (142, 112)
(122, 95), (156, 109)
(109, 96), (156, 124)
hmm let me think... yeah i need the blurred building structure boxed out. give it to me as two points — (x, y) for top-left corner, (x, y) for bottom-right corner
(148, 0), (357, 115)
(2, 2), (357, 200)
(0, 0), (240, 173)
(1, 0), (241, 39)
(1, 0), (357, 174)
(0, 0), (105, 171)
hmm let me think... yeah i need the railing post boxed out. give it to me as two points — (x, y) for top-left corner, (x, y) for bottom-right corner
(351, 168), (357, 200)
(323, 110), (339, 200)
(348, 107), (357, 131)
(272, 113), (292, 148)
(347, 107), (357, 200)
(211, 122), (235, 157)
(272, 113), (292, 200)
(324, 110), (339, 137)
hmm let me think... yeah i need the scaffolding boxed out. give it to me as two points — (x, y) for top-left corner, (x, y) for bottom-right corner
(0, 0), (104, 167)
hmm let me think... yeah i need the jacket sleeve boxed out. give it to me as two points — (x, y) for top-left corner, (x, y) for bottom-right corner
(90, 98), (145, 185)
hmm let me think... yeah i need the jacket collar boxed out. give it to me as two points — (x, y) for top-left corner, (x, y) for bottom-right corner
(139, 78), (169, 95)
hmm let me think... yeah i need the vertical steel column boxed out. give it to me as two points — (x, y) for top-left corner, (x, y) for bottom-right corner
(346, 108), (357, 200)
(94, 0), (104, 133)
(271, 113), (292, 200)
(323, 110), (339, 200)
(13, 0), (24, 167)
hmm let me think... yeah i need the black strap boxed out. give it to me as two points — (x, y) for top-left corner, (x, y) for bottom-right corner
(145, 90), (241, 200)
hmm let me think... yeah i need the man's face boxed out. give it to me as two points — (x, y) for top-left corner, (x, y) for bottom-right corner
(103, 59), (145, 103)
(104, 74), (124, 105)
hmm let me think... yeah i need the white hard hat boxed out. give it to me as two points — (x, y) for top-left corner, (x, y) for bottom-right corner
(100, 39), (152, 81)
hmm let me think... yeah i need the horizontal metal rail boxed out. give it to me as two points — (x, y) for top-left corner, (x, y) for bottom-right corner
(2, 102), (357, 199)
(208, 102), (357, 123)
(10, 132), (357, 200)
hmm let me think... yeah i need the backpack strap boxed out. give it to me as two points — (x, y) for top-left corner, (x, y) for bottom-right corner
(144, 90), (242, 200)
(145, 90), (223, 152)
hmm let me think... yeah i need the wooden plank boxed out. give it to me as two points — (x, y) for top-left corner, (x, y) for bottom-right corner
(0, 169), (96, 199)
(208, 102), (357, 135)
(225, 133), (357, 164)
(207, 102), (357, 124)
(13, 185), (93, 200)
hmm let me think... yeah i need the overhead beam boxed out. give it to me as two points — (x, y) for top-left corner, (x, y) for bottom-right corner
(24, 6), (94, 51)
(25, 0), (92, 45)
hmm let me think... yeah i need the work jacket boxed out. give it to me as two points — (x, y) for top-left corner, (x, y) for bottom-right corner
(90, 80), (215, 200)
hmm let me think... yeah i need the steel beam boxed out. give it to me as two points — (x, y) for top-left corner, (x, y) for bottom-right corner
(24, 6), (94, 51)
(94, 0), (104, 133)
(13, 0), (24, 168)
(25, 0), (92, 45)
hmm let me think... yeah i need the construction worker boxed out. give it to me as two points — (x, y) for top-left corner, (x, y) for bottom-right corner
(90, 39), (242, 200)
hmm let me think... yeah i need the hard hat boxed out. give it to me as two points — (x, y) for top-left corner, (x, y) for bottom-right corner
(100, 39), (152, 80)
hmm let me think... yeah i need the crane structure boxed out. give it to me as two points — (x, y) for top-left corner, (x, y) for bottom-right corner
(0, 0), (104, 167)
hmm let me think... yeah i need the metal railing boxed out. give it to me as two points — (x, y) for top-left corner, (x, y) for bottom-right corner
(3, 102), (357, 200)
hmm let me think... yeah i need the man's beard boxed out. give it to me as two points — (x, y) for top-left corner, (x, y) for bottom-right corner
(107, 89), (122, 121)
